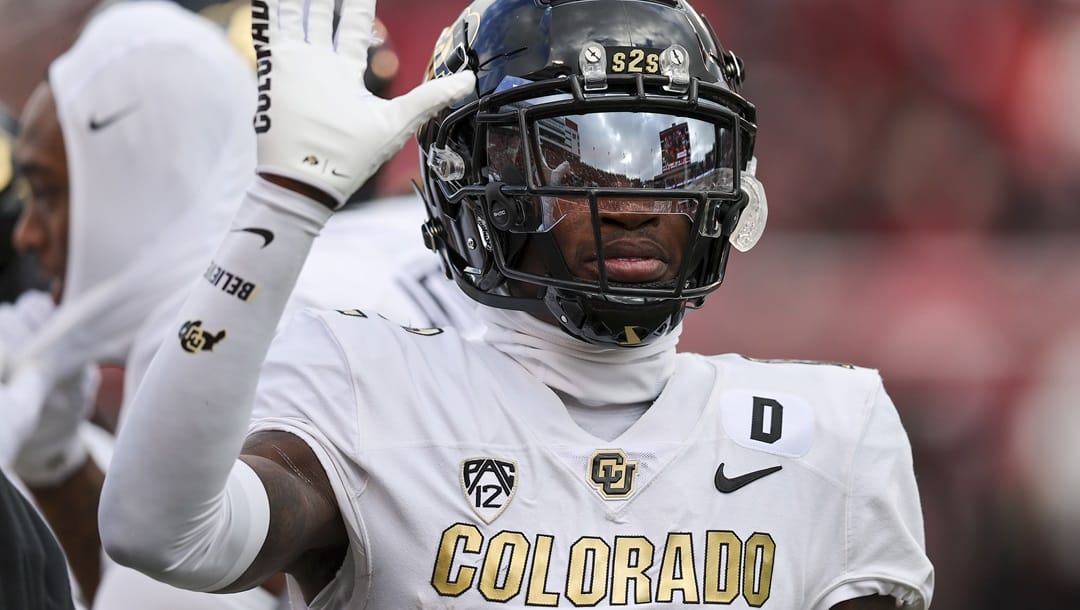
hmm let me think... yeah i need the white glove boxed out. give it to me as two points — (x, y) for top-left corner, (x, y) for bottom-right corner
(13, 365), (99, 486)
(0, 292), (99, 485)
(0, 291), (55, 375)
(0, 365), (50, 468)
(252, 0), (476, 207)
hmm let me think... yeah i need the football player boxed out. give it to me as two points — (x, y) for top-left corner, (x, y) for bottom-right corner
(101, 0), (934, 608)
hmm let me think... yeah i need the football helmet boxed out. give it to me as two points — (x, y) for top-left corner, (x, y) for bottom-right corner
(418, 0), (764, 347)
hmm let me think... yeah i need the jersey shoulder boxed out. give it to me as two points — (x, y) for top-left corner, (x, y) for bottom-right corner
(706, 352), (884, 403)
(697, 352), (891, 467)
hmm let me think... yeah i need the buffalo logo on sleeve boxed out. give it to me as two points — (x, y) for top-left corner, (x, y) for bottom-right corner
(178, 320), (227, 353)
(589, 449), (638, 499)
(461, 458), (517, 523)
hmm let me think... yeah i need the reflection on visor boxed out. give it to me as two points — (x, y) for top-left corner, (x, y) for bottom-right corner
(491, 194), (699, 234)
(487, 107), (737, 194)
(539, 196), (698, 232)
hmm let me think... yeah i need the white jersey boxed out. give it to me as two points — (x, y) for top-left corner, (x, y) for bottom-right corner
(250, 310), (933, 609)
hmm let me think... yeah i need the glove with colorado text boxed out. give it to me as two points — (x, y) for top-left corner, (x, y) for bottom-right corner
(251, 0), (475, 207)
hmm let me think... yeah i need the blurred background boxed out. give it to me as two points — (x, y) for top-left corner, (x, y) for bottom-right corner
(2, 0), (1078, 608)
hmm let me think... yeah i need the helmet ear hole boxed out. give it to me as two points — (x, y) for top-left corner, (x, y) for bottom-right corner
(485, 182), (528, 231)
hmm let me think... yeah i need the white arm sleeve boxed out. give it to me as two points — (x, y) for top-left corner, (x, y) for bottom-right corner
(99, 177), (332, 591)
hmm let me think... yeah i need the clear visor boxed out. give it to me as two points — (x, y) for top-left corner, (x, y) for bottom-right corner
(486, 106), (738, 233)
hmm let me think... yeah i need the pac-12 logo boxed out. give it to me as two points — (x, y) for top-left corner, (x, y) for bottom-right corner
(589, 449), (638, 499)
(460, 458), (517, 524)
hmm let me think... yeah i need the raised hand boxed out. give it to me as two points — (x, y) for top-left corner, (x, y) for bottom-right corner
(250, 0), (475, 207)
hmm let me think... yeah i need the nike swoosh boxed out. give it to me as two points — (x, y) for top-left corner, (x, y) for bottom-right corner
(714, 463), (782, 494)
(88, 106), (137, 131)
(231, 227), (275, 248)
(331, 168), (351, 178)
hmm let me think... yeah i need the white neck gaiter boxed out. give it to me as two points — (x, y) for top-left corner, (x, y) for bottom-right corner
(476, 305), (680, 408)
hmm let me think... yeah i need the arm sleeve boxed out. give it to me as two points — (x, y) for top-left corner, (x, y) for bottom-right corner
(99, 178), (332, 591)
(814, 379), (935, 610)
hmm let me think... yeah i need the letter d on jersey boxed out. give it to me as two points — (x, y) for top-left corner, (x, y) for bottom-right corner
(461, 458), (517, 524)
(719, 389), (815, 458)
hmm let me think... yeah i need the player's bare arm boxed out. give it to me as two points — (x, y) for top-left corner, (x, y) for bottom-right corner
(28, 456), (104, 602)
(221, 431), (347, 597)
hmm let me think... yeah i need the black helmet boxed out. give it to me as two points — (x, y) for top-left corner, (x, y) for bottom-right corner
(418, 0), (765, 347)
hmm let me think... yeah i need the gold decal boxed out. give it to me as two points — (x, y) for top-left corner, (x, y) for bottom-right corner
(525, 534), (559, 606)
(479, 531), (529, 601)
(611, 536), (654, 604)
(656, 533), (699, 603)
(432, 523), (482, 596)
(743, 532), (776, 607)
(566, 537), (609, 605)
(588, 450), (638, 498)
(704, 530), (741, 603)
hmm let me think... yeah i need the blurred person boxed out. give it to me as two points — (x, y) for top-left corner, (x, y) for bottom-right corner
(6, 2), (279, 609)
(0, 104), (49, 303)
(0, 466), (76, 610)
(101, 1), (933, 609)
(1, 88), (102, 610)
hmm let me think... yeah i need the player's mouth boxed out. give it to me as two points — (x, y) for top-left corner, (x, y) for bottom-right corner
(584, 240), (672, 284)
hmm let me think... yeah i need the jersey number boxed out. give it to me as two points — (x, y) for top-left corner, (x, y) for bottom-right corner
(751, 396), (783, 444)
(610, 48), (661, 74)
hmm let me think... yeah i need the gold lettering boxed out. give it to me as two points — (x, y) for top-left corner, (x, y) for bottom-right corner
(566, 537), (609, 606)
(656, 533), (699, 603)
(646, 53), (660, 74)
(611, 536), (654, 604)
(627, 48), (645, 72)
(525, 534), (559, 606)
(704, 530), (741, 603)
(432, 523), (483, 596)
(611, 52), (626, 72)
(428, 526), (778, 604)
(478, 531), (529, 602)
(742, 533), (776, 607)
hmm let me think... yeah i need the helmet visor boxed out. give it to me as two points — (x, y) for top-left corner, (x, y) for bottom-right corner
(486, 107), (738, 233)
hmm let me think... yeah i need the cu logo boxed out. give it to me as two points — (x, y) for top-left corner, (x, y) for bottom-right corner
(178, 320), (226, 354)
(589, 449), (638, 499)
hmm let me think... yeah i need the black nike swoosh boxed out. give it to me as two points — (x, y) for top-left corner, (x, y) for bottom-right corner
(714, 463), (782, 494)
(88, 106), (137, 131)
(231, 227), (275, 248)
